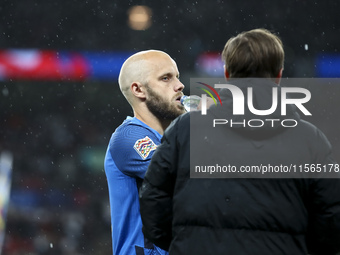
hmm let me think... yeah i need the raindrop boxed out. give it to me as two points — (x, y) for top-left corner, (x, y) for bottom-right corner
(2, 88), (9, 96)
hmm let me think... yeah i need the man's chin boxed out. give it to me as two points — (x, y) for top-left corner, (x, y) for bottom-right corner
(177, 105), (186, 114)
(166, 110), (184, 121)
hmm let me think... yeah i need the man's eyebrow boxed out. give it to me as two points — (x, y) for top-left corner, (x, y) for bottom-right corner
(159, 72), (173, 77)
(158, 71), (179, 79)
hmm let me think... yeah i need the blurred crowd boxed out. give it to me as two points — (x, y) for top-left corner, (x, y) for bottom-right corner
(1, 81), (132, 255)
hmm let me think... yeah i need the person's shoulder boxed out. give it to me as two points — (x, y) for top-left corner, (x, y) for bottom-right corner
(176, 111), (191, 123)
(166, 112), (190, 131)
(108, 118), (160, 166)
(298, 119), (324, 136)
(297, 119), (332, 147)
(110, 117), (161, 152)
(115, 117), (160, 138)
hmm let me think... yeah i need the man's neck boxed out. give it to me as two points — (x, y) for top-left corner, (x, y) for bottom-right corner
(134, 110), (171, 135)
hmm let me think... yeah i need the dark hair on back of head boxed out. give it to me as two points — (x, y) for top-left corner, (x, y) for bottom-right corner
(222, 28), (284, 78)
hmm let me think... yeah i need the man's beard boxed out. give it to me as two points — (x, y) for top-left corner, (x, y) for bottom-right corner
(145, 85), (185, 121)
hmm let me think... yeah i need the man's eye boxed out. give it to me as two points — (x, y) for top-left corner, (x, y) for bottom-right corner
(162, 76), (169, 81)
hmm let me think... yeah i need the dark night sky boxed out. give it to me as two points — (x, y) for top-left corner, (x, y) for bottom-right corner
(0, 0), (339, 76)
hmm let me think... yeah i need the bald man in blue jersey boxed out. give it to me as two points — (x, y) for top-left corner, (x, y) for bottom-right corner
(104, 50), (186, 255)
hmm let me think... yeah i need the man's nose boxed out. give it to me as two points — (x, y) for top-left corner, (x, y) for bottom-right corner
(175, 80), (185, 91)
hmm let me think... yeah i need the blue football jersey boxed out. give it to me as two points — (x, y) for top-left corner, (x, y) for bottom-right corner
(104, 116), (168, 255)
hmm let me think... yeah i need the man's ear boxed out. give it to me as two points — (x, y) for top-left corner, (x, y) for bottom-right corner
(131, 82), (146, 99)
(275, 68), (283, 85)
(224, 65), (230, 80)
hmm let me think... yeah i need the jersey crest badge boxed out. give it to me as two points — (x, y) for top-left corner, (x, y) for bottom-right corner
(133, 136), (157, 160)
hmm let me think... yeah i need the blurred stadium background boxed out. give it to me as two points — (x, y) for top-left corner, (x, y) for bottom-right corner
(0, 0), (339, 254)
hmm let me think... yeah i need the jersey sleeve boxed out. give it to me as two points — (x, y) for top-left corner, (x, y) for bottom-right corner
(108, 123), (160, 179)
